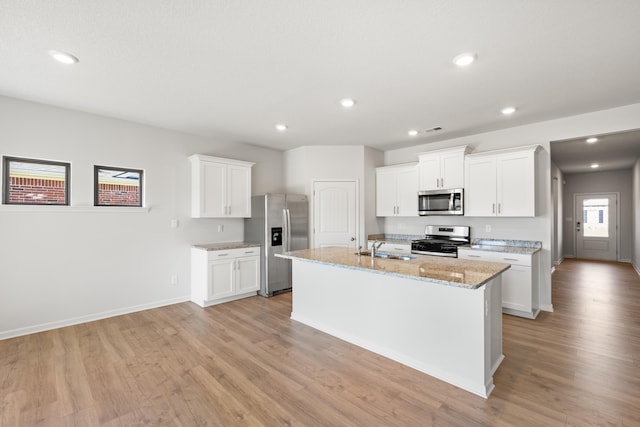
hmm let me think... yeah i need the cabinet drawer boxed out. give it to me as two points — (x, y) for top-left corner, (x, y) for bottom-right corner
(367, 241), (412, 255)
(208, 246), (260, 260)
(458, 249), (531, 266)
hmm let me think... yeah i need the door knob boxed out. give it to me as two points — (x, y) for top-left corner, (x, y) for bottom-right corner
(350, 237), (356, 241)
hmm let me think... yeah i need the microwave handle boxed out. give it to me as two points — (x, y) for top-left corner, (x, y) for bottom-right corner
(449, 193), (454, 211)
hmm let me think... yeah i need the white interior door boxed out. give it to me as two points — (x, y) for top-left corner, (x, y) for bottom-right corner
(575, 193), (617, 261)
(313, 180), (358, 249)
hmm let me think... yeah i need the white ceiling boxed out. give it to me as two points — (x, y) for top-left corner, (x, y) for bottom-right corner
(551, 128), (640, 174)
(2, 1), (640, 154)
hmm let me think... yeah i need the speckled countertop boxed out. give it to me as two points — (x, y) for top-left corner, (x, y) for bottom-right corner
(461, 238), (542, 255)
(193, 242), (260, 251)
(277, 247), (510, 289)
(367, 234), (420, 244)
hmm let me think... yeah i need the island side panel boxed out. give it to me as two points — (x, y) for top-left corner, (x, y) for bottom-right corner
(290, 260), (500, 398)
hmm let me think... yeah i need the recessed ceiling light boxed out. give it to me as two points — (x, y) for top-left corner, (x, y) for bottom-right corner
(408, 130), (419, 137)
(590, 163), (600, 169)
(501, 106), (517, 115)
(340, 98), (356, 108)
(586, 137), (598, 143)
(275, 124), (288, 131)
(453, 53), (476, 67)
(48, 50), (79, 64)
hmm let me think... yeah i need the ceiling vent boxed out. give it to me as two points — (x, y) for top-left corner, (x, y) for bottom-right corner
(421, 126), (443, 134)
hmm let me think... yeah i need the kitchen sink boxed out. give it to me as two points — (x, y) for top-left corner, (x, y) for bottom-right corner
(356, 251), (416, 261)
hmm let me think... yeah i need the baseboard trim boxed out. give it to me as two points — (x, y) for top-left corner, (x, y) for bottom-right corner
(0, 296), (190, 341)
(633, 262), (640, 277)
(539, 304), (554, 313)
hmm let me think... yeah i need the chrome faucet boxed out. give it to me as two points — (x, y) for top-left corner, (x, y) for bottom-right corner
(371, 240), (385, 258)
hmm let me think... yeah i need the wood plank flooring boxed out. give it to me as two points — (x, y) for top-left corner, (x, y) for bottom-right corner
(1, 258), (639, 426)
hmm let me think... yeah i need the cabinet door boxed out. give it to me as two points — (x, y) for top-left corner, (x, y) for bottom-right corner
(395, 166), (418, 216)
(376, 169), (398, 216)
(418, 155), (441, 190)
(227, 164), (252, 217)
(201, 161), (227, 217)
(441, 151), (465, 189)
(497, 152), (535, 217)
(208, 259), (235, 300)
(501, 265), (532, 312)
(464, 157), (497, 216)
(236, 256), (260, 294)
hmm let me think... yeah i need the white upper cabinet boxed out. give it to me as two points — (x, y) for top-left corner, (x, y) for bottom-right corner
(418, 146), (468, 191)
(189, 154), (254, 218)
(376, 163), (418, 217)
(464, 145), (539, 217)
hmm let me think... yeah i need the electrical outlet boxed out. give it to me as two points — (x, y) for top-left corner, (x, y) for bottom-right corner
(485, 224), (492, 232)
(217, 224), (224, 232)
(170, 219), (179, 228)
(170, 275), (178, 286)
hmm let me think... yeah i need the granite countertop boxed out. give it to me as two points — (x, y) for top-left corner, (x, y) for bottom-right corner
(461, 238), (542, 255)
(193, 242), (260, 251)
(367, 234), (421, 244)
(277, 247), (509, 289)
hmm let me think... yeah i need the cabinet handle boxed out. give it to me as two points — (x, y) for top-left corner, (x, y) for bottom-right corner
(492, 203), (495, 214)
(467, 254), (481, 258)
(503, 258), (519, 262)
(217, 253), (229, 257)
(498, 203), (501, 214)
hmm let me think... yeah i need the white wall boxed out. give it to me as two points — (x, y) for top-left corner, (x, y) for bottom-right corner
(550, 161), (564, 266)
(633, 158), (640, 273)
(383, 102), (640, 312)
(283, 145), (383, 247)
(561, 169), (633, 261)
(0, 96), (284, 338)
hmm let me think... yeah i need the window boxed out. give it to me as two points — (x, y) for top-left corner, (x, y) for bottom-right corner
(2, 156), (70, 205)
(94, 165), (143, 207)
(582, 198), (609, 237)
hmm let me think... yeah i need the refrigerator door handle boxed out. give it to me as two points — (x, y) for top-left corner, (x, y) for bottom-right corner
(285, 208), (292, 252)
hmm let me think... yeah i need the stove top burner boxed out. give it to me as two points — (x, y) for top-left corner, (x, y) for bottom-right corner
(411, 225), (470, 257)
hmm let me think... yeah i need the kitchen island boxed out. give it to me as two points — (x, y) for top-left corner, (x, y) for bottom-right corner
(276, 247), (510, 398)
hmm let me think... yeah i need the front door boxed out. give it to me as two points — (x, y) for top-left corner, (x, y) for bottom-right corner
(312, 180), (358, 249)
(575, 193), (618, 261)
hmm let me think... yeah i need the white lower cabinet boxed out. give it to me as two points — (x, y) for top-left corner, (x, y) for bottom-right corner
(191, 246), (260, 307)
(367, 240), (412, 255)
(458, 248), (540, 319)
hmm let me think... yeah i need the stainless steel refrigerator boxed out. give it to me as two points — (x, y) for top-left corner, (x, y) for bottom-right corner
(244, 194), (308, 297)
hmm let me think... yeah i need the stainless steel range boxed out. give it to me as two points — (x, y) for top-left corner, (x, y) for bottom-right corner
(411, 225), (470, 258)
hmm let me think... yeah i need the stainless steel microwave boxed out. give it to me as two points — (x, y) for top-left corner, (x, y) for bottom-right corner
(418, 189), (463, 216)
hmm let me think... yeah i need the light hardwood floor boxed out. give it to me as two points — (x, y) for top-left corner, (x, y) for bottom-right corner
(1, 259), (639, 426)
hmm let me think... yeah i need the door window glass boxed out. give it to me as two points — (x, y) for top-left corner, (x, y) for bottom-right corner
(582, 198), (608, 237)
